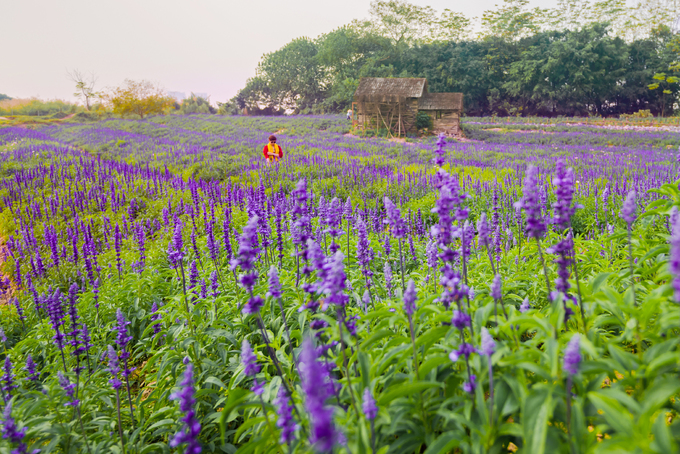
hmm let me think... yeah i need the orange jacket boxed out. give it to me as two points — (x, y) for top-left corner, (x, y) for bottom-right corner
(262, 143), (283, 160)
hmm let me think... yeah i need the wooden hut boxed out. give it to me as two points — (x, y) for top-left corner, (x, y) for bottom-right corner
(352, 77), (463, 137)
(418, 92), (464, 135)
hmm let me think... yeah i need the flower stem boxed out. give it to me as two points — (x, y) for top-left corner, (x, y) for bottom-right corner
(398, 238), (405, 292)
(408, 315), (419, 379)
(536, 239), (552, 299)
(626, 227), (637, 305)
(115, 389), (127, 454)
(76, 406), (93, 454)
(337, 310), (359, 416)
(566, 376), (575, 454)
(178, 261), (196, 336)
(277, 297), (297, 367)
(487, 356), (494, 429)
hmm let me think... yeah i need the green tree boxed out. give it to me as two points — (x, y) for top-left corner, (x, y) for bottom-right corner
(253, 37), (324, 113)
(0, 94), (11, 102)
(480, 0), (547, 40)
(105, 80), (174, 119)
(648, 69), (679, 116)
(180, 94), (216, 114)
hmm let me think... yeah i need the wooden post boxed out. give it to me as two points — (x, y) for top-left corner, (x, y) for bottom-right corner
(398, 102), (401, 137)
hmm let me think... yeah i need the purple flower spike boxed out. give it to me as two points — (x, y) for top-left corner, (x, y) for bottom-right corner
(384, 197), (407, 239)
(362, 388), (378, 421)
(115, 309), (132, 350)
(2, 356), (17, 395)
(242, 296), (264, 315)
(449, 342), (477, 362)
(241, 339), (260, 377)
(57, 372), (79, 407)
(355, 218), (374, 289)
(361, 290), (371, 312)
(251, 378), (265, 396)
(24, 354), (39, 382)
(267, 266), (282, 299)
(230, 215), (261, 293)
(451, 310), (471, 330)
(168, 222), (185, 268)
(480, 328), (495, 356)
(320, 251), (348, 308)
(563, 335), (581, 376)
(434, 133), (447, 167)
(300, 338), (337, 452)
(491, 275), (502, 300)
(462, 374), (477, 394)
(383, 262), (393, 297)
(476, 213), (490, 248)
(551, 159), (577, 230)
(170, 363), (202, 454)
(274, 387), (297, 444)
(151, 303), (163, 335)
(403, 279), (417, 316)
(620, 190), (636, 226)
(519, 298), (531, 313)
(1, 402), (29, 454)
(669, 216), (680, 303)
(515, 166), (546, 239)
(107, 345), (122, 390)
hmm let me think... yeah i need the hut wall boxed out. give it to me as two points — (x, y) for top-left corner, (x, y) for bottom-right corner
(428, 110), (460, 134)
(356, 99), (419, 134)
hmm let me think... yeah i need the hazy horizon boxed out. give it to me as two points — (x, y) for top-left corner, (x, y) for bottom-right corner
(2, 0), (562, 105)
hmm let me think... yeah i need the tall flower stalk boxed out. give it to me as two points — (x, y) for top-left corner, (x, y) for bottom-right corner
(620, 190), (637, 304)
(480, 328), (495, 428)
(403, 280), (419, 378)
(300, 338), (337, 453)
(515, 166), (551, 298)
(384, 197), (408, 291)
(58, 371), (92, 454)
(170, 362), (202, 454)
(168, 221), (195, 335)
(563, 335), (581, 454)
(115, 309), (135, 426)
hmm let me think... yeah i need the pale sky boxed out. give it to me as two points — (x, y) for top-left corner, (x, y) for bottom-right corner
(1, 0), (560, 104)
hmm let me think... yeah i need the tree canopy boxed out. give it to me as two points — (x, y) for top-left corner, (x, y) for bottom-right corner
(229, 0), (680, 117)
(179, 94), (216, 114)
(105, 80), (174, 119)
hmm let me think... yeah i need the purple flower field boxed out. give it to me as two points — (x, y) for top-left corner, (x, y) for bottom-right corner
(0, 114), (679, 453)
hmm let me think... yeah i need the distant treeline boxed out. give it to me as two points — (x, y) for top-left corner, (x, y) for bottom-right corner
(225, 1), (680, 117)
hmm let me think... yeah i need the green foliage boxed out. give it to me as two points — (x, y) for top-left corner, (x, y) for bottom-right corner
(226, 0), (679, 117)
(105, 79), (174, 119)
(0, 98), (80, 117)
(415, 111), (433, 130)
(179, 94), (216, 115)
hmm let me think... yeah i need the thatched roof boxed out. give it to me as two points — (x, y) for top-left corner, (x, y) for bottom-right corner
(418, 93), (464, 111)
(354, 78), (427, 103)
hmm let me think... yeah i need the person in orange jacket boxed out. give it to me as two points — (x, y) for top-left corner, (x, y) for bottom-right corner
(262, 135), (283, 163)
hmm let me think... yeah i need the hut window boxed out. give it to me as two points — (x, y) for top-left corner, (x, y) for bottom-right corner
(436, 111), (442, 119)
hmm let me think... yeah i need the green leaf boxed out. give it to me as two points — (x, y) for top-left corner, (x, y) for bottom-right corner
(523, 386), (554, 454)
(587, 392), (634, 434)
(377, 381), (441, 405)
(652, 412), (677, 453)
(422, 431), (461, 454)
(219, 388), (251, 444)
